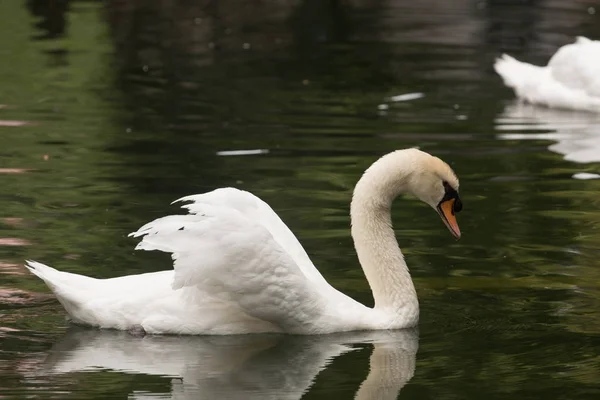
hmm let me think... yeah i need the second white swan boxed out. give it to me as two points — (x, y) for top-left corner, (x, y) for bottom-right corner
(26, 148), (462, 335)
(494, 36), (600, 112)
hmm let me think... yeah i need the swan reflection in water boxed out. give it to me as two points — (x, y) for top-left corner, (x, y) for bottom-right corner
(496, 102), (600, 179)
(38, 327), (418, 399)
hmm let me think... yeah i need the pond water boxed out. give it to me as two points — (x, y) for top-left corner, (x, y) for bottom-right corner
(1, 0), (600, 398)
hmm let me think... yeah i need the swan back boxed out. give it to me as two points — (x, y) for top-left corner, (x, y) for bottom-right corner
(549, 37), (600, 98)
(495, 37), (600, 112)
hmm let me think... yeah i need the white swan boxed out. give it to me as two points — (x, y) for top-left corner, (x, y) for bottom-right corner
(25, 148), (462, 335)
(494, 36), (600, 112)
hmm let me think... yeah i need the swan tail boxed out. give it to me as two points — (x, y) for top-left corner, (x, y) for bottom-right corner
(494, 54), (543, 91)
(25, 260), (97, 321)
(26, 260), (67, 289)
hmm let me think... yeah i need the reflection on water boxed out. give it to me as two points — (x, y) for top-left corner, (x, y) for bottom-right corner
(497, 102), (600, 171)
(27, 328), (417, 400)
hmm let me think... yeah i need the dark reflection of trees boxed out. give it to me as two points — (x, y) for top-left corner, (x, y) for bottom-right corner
(26, 0), (75, 67)
(26, 0), (71, 40)
(485, 0), (541, 55)
(103, 0), (296, 198)
(101, 0), (399, 202)
(486, 0), (599, 60)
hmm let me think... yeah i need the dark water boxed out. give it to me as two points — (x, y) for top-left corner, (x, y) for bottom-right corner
(1, 0), (600, 398)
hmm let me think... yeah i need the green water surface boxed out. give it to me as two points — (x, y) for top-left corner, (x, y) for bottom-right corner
(1, 1), (600, 398)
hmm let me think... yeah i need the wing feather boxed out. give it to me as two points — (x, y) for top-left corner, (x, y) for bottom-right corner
(173, 188), (329, 285)
(129, 194), (328, 332)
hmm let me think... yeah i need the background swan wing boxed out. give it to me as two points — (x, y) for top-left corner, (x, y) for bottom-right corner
(128, 189), (331, 331)
(549, 37), (600, 97)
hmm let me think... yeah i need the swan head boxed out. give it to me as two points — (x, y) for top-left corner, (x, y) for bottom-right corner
(405, 150), (462, 239)
(353, 148), (462, 239)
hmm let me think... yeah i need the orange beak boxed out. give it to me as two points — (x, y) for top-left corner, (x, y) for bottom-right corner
(437, 198), (461, 239)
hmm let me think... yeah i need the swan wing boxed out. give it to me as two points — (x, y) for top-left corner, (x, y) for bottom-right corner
(174, 188), (329, 286)
(548, 37), (600, 98)
(128, 194), (332, 333)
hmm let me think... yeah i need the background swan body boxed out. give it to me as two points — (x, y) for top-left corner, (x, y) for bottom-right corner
(494, 36), (600, 112)
(26, 148), (462, 335)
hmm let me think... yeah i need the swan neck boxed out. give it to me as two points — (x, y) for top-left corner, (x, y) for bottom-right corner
(350, 167), (418, 322)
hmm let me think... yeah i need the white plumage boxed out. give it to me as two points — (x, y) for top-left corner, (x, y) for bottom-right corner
(26, 148), (462, 335)
(494, 37), (600, 112)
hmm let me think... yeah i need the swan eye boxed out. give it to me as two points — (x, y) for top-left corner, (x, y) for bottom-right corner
(440, 181), (461, 213)
(453, 197), (462, 213)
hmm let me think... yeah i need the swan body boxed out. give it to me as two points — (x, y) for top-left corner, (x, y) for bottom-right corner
(494, 36), (600, 112)
(26, 148), (462, 335)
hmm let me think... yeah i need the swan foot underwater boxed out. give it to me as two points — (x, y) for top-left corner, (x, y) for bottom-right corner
(26, 148), (462, 335)
(494, 36), (600, 112)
